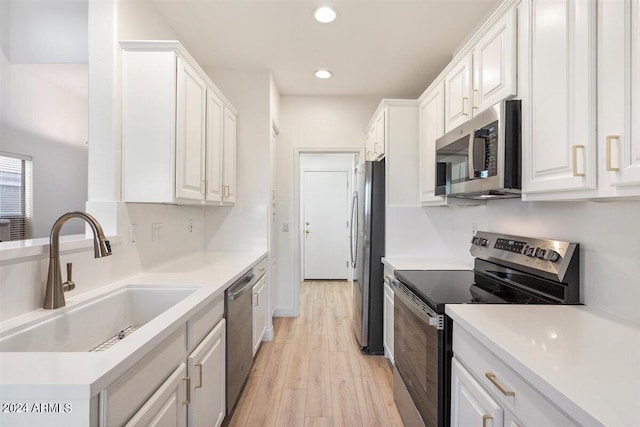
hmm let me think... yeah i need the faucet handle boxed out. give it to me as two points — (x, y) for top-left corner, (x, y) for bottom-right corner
(62, 262), (75, 292)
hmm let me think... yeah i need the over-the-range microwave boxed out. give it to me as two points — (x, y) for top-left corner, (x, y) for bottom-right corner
(435, 100), (521, 199)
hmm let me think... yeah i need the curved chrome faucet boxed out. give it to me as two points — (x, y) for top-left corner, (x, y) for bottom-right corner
(44, 211), (112, 309)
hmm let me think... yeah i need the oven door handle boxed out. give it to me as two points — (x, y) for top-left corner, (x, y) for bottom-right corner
(391, 279), (444, 330)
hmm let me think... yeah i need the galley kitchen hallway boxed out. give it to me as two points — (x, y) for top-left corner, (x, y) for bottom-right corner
(228, 280), (403, 427)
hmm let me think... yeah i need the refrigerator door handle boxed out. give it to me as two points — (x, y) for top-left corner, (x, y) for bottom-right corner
(351, 191), (359, 268)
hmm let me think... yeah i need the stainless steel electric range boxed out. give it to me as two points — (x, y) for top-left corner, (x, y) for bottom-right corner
(391, 231), (580, 427)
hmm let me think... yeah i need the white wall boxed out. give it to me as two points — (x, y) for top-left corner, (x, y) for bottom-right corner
(0, 1), (210, 320)
(399, 199), (640, 324)
(0, 49), (88, 238)
(456, 200), (640, 323)
(203, 69), (272, 252)
(274, 95), (379, 315)
(0, 202), (206, 321)
(5, 1), (87, 63)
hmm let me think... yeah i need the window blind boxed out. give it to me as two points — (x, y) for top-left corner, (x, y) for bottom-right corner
(0, 153), (33, 241)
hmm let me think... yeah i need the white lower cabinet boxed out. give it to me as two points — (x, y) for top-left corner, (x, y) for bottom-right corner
(188, 319), (226, 427)
(100, 296), (228, 427)
(125, 363), (188, 427)
(383, 278), (394, 365)
(252, 274), (267, 356)
(451, 357), (503, 427)
(453, 323), (579, 427)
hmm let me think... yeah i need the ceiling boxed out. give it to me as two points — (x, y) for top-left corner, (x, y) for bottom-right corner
(151, 0), (498, 97)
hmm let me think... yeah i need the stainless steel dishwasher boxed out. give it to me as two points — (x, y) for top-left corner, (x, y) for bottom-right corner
(225, 269), (256, 417)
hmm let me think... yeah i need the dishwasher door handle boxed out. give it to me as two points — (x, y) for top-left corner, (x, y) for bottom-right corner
(227, 274), (255, 301)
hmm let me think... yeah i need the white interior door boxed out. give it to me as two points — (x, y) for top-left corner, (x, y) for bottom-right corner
(303, 170), (349, 280)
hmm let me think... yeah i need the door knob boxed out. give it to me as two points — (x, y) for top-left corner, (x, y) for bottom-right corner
(305, 229), (310, 234)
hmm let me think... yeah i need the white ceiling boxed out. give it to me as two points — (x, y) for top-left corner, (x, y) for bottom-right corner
(151, 0), (498, 97)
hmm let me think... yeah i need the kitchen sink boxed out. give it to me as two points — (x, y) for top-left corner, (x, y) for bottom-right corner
(0, 285), (198, 352)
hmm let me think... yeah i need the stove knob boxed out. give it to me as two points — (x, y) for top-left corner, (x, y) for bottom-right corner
(523, 245), (535, 256)
(535, 248), (546, 259)
(480, 238), (489, 247)
(547, 250), (561, 262)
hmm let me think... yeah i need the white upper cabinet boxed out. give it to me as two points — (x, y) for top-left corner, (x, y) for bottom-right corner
(472, 7), (517, 114)
(176, 57), (207, 201)
(365, 108), (387, 160)
(598, 0), (640, 197)
(444, 53), (473, 132)
(121, 41), (237, 205)
(222, 107), (237, 204)
(419, 80), (446, 205)
(205, 91), (224, 203)
(521, 0), (597, 198)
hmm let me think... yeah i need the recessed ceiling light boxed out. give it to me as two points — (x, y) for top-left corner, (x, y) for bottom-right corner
(314, 70), (333, 79)
(314, 6), (337, 23)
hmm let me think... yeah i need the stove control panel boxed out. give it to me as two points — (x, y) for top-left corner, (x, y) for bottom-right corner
(470, 231), (579, 282)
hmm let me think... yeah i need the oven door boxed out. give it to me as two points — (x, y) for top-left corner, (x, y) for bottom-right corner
(393, 280), (448, 427)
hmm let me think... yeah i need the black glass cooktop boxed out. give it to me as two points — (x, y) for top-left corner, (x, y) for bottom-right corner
(394, 269), (554, 313)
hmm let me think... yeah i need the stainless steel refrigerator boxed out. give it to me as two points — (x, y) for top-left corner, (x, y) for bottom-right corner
(350, 159), (385, 354)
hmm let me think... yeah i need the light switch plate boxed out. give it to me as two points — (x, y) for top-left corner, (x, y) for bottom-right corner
(152, 223), (163, 241)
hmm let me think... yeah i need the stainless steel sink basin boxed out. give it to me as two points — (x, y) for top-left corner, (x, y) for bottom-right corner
(0, 285), (197, 352)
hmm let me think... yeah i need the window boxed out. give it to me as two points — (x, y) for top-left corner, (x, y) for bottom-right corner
(0, 153), (33, 241)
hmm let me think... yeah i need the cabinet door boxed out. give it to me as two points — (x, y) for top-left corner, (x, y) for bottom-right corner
(444, 53), (472, 132)
(176, 57), (207, 201)
(366, 126), (375, 160)
(383, 279), (394, 364)
(419, 81), (446, 205)
(222, 107), (237, 204)
(522, 0), (597, 196)
(601, 0), (640, 192)
(472, 7), (517, 113)
(253, 275), (267, 355)
(205, 91), (224, 203)
(451, 358), (504, 427)
(125, 363), (187, 427)
(188, 319), (226, 427)
(374, 109), (386, 158)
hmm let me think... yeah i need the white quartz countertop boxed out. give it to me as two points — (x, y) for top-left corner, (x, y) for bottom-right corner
(382, 257), (471, 271)
(446, 304), (640, 427)
(0, 250), (266, 397)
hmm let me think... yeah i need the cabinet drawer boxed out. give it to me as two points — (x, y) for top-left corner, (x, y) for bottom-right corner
(102, 325), (187, 426)
(189, 294), (224, 352)
(253, 257), (267, 280)
(453, 324), (578, 427)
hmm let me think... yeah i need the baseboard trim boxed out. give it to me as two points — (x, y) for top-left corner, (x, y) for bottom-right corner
(263, 328), (274, 341)
(274, 307), (298, 317)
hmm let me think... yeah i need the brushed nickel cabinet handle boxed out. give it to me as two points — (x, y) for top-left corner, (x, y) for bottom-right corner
(606, 135), (620, 171)
(483, 414), (493, 427)
(462, 97), (469, 115)
(195, 363), (203, 388)
(182, 377), (191, 405)
(572, 145), (586, 177)
(472, 89), (479, 110)
(485, 372), (515, 396)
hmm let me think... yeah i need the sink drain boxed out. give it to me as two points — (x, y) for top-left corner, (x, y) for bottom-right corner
(89, 326), (138, 352)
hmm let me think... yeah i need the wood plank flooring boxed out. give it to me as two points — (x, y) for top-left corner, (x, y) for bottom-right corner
(229, 280), (404, 427)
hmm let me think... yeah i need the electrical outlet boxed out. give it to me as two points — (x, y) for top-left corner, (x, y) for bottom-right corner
(188, 219), (193, 233)
(128, 224), (137, 244)
(471, 222), (478, 235)
(152, 223), (163, 241)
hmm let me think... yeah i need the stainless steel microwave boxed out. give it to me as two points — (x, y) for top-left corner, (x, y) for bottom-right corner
(435, 100), (521, 199)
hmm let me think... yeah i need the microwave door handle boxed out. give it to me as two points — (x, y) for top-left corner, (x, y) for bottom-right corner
(468, 133), (475, 180)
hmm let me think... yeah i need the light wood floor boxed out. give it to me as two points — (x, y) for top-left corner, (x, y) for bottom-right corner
(228, 280), (404, 427)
